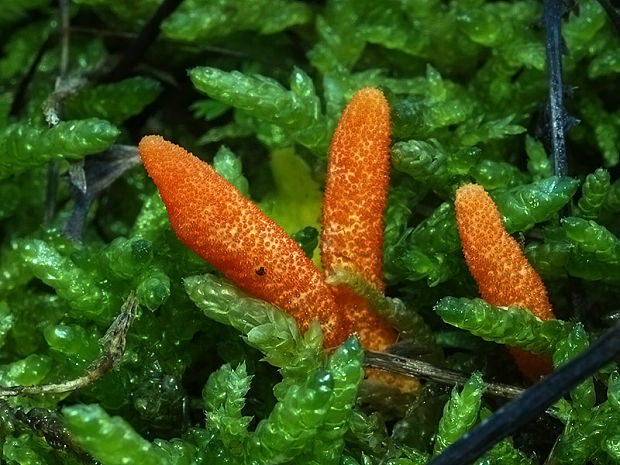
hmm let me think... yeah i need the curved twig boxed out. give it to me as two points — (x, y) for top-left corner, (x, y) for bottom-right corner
(0, 292), (137, 398)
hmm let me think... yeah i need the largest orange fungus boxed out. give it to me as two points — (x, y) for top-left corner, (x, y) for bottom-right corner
(139, 87), (397, 352)
(455, 183), (555, 378)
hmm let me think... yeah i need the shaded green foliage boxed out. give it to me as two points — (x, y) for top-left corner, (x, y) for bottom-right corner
(247, 370), (334, 464)
(190, 67), (328, 152)
(0, 0), (619, 463)
(64, 404), (169, 464)
(213, 145), (250, 198)
(577, 168), (610, 220)
(527, 216), (620, 282)
(552, 324), (595, 420)
(0, 0), (50, 26)
(184, 273), (325, 379)
(63, 77), (162, 124)
(162, 0), (313, 42)
(202, 362), (252, 456)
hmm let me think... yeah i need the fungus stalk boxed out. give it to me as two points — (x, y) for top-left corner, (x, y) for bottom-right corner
(455, 183), (555, 378)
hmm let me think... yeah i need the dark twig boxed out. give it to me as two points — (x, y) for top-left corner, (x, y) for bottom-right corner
(13, 407), (98, 464)
(44, 162), (60, 224)
(70, 26), (255, 59)
(543, 0), (569, 177)
(597, 0), (620, 32)
(44, 0), (73, 224)
(64, 145), (141, 241)
(364, 351), (525, 399)
(9, 35), (53, 116)
(0, 292), (137, 398)
(104, 0), (185, 82)
(427, 322), (620, 465)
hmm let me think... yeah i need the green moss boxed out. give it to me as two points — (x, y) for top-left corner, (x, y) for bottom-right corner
(433, 372), (484, 456)
(1, 0), (619, 463)
(0, 119), (119, 179)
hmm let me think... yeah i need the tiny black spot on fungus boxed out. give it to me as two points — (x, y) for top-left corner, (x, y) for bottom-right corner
(256, 267), (266, 276)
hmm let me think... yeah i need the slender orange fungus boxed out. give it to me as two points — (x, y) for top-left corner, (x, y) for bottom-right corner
(455, 183), (555, 378)
(321, 87), (397, 351)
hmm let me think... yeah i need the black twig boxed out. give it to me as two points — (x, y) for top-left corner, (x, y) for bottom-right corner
(364, 351), (525, 399)
(64, 145), (141, 242)
(9, 35), (52, 116)
(543, 0), (569, 177)
(44, 0), (72, 224)
(104, 0), (185, 82)
(427, 322), (620, 465)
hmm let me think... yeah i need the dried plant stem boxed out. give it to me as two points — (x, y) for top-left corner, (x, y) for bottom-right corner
(7, 405), (98, 464)
(364, 351), (525, 399)
(64, 145), (141, 241)
(44, 0), (73, 224)
(0, 292), (137, 398)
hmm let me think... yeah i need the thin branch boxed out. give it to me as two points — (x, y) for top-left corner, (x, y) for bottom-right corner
(69, 26), (139, 39)
(543, 0), (569, 177)
(104, 0), (185, 82)
(0, 292), (137, 398)
(12, 406), (98, 464)
(364, 351), (525, 399)
(64, 145), (141, 242)
(427, 322), (620, 465)
(43, 0), (86, 127)
(44, 0), (72, 225)
(9, 35), (53, 116)
(597, 0), (620, 32)
(68, 27), (279, 69)
(70, 26), (254, 58)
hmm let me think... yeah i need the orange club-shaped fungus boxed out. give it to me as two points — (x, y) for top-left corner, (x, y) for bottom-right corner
(454, 183), (555, 379)
(321, 87), (397, 351)
(139, 87), (397, 352)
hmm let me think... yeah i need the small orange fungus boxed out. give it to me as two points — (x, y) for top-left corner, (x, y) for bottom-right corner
(455, 183), (555, 378)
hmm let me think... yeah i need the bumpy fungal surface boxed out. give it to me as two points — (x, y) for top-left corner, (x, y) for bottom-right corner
(455, 183), (555, 377)
(321, 87), (391, 291)
(139, 135), (352, 347)
(321, 87), (397, 350)
(140, 88), (397, 352)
